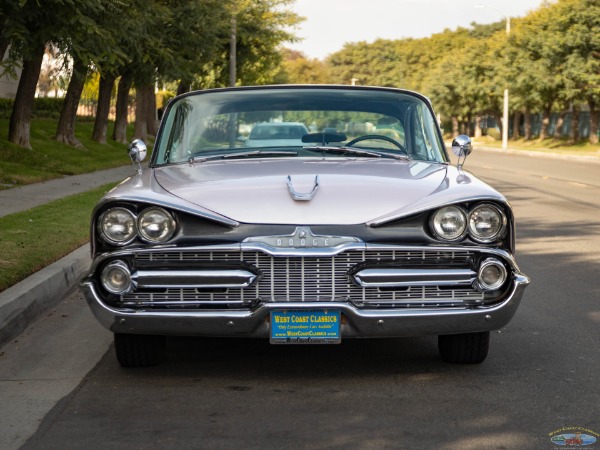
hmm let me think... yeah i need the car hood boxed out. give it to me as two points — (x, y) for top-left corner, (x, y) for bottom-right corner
(153, 159), (451, 225)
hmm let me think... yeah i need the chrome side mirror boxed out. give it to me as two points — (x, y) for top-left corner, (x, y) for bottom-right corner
(451, 135), (472, 168)
(451, 135), (472, 157)
(128, 139), (147, 174)
(128, 139), (147, 163)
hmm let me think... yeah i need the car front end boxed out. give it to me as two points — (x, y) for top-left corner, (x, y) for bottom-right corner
(80, 85), (529, 366)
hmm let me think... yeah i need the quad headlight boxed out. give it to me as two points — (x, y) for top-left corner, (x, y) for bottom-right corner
(468, 204), (506, 243)
(431, 203), (507, 243)
(98, 206), (177, 245)
(99, 207), (137, 244)
(138, 207), (176, 243)
(431, 206), (467, 241)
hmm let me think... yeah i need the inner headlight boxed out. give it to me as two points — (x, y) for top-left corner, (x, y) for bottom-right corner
(99, 207), (137, 244)
(101, 260), (133, 294)
(431, 206), (467, 241)
(138, 207), (176, 243)
(477, 258), (508, 291)
(468, 204), (506, 242)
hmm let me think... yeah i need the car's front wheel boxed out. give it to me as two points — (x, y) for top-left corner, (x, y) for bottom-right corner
(438, 331), (490, 364)
(114, 333), (166, 367)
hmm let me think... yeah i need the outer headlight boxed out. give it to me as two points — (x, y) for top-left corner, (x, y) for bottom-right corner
(468, 204), (506, 243)
(99, 207), (137, 244)
(431, 206), (467, 241)
(138, 207), (176, 243)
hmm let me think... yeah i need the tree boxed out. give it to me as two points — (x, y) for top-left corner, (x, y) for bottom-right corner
(3, 2), (58, 148)
(112, 71), (133, 144)
(279, 49), (329, 84)
(553, 0), (600, 144)
(55, 54), (87, 147)
(54, 0), (126, 147)
(1, 0), (121, 148)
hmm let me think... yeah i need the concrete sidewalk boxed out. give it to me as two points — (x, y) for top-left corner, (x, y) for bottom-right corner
(0, 165), (134, 219)
(0, 165), (134, 347)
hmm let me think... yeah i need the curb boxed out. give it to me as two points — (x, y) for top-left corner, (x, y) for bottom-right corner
(0, 245), (90, 348)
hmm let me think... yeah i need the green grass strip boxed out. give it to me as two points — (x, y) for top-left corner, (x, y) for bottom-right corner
(0, 118), (139, 189)
(0, 183), (117, 292)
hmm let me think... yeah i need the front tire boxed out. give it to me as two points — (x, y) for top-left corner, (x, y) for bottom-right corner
(114, 333), (166, 367)
(438, 331), (490, 364)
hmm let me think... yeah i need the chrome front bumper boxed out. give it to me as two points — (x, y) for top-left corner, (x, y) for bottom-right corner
(80, 273), (529, 338)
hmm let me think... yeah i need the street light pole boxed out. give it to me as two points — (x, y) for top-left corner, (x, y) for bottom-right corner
(476, 4), (510, 149)
(229, 15), (237, 87)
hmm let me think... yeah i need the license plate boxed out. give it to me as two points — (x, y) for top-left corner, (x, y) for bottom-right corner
(270, 309), (341, 344)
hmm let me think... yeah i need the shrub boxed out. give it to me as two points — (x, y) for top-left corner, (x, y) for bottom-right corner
(0, 97), (64, 119)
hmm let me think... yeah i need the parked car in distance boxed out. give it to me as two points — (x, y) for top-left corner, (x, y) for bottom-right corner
(80, 85), (529, 367)
(244, 121), (309, 148)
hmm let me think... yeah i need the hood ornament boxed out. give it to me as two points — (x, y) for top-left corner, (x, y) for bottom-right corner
(287, 175), (319, 201)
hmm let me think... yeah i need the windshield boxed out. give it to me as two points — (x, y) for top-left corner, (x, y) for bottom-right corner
(154, 87), (447, 165)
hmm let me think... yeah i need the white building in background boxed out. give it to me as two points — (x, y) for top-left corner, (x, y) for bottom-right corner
(0, 47), (21, 99)
(36, 46), (66, 98)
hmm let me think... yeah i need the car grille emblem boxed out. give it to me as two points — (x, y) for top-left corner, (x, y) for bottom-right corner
(287, 175), (319, 201)
(244, 227), (360, 249)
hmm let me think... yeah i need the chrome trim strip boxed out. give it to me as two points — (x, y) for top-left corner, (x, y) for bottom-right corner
(101, 194), (240, 227)
(86, 244), (522, 274)
(121, 300), (252, 307)
(243, 226), (361, 251)
(80, 273), (530, 338)
(366, 195), (507, 227)
(352, 268), (476, 287)
(131, 269), (257, 289)
(240, 242), (366, 257)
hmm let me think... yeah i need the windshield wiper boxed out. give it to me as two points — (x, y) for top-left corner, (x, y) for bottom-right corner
(303, 145), (410, 160)
(190, 150), (298, 164)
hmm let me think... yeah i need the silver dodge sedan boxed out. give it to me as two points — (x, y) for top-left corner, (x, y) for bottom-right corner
(80, 85), (529, 367)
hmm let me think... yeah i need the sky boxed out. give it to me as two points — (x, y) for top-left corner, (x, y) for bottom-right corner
(286, 0), (548, 60)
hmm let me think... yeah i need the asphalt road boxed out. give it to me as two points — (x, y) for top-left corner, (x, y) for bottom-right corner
(2, 150), (599, 450)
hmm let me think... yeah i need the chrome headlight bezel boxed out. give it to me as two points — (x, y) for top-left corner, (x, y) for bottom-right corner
(98, 207), (137, 245)
(137, 207), (176, 243)
(100, 260), (134, 294)
(476, 258), (508, 291)
(430, 205), (468, 241)
(468, 203), (507, 243)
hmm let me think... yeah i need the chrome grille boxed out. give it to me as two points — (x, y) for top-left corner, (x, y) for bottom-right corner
(120, 248), (486, 308)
